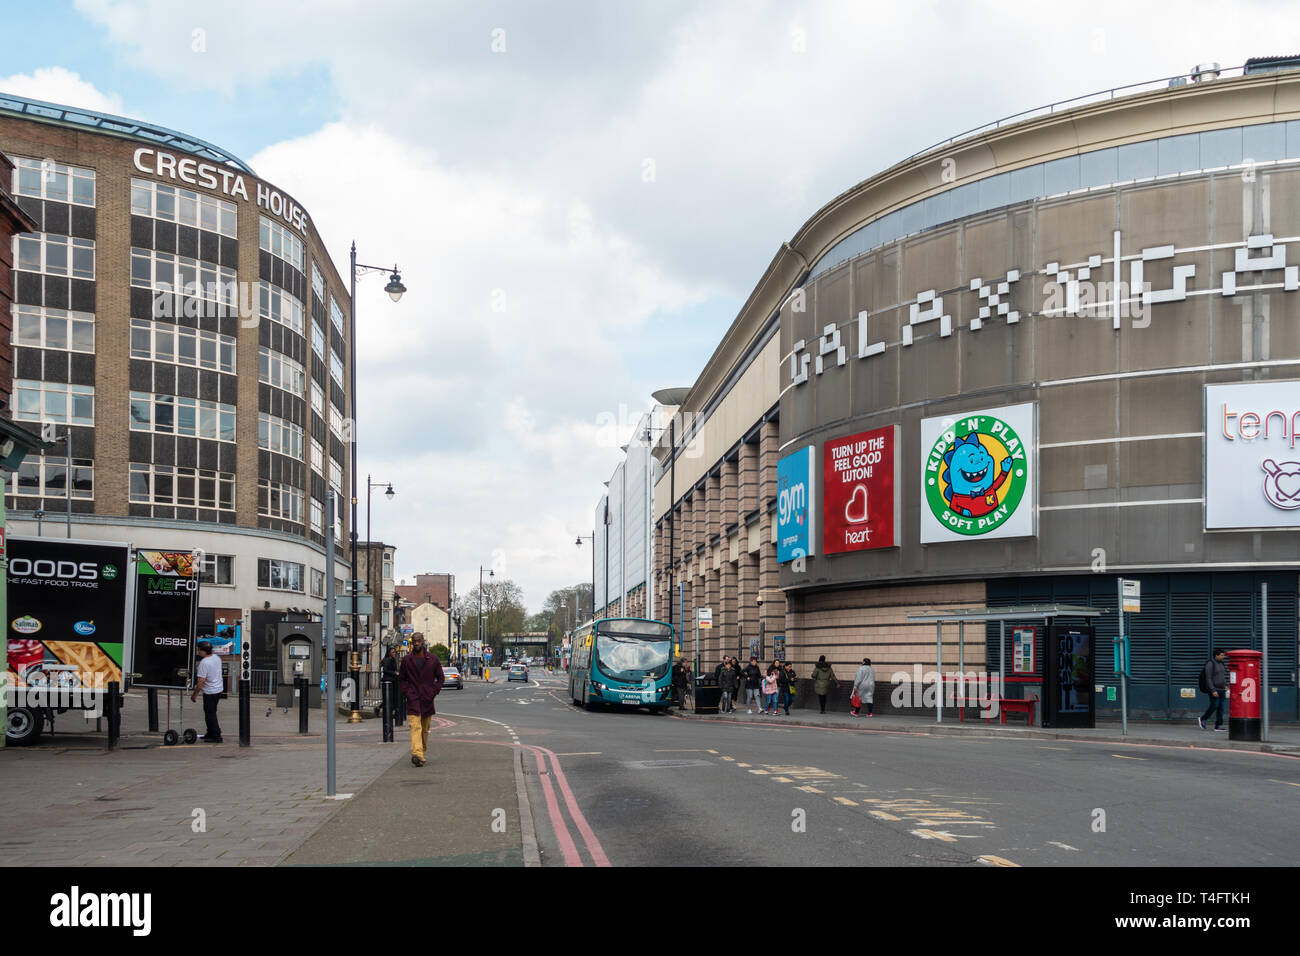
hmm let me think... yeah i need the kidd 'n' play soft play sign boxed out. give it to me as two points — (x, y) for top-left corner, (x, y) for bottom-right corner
(921, 403), (1036, 543)
(823, 425), (898, 554)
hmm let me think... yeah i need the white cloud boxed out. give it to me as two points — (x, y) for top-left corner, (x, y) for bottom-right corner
(0, 67), (126, 116)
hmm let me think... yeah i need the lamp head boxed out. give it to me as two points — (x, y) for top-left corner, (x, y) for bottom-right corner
(384, 270), (406, 302)
(385, 484), (395, 500)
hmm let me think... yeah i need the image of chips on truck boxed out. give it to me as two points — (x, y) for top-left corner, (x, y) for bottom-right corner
(5, 537), (133, 745)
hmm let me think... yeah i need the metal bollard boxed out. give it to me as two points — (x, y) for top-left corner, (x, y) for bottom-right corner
(298, 677), (309, 735)
(106, 681), (121, 750)
(381, 681), (393, 743)
(238, 679), (251, 747)
(147, 688), (159, 732)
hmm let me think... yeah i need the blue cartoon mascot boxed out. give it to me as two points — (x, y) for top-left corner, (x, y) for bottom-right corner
(942, 433), (1012, 518)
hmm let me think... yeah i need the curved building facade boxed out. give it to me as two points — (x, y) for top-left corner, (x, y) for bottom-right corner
(653, 65), (1300, 717)
(0, 95), (354, 671)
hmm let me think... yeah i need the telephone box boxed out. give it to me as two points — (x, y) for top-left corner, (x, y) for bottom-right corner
(1041, 624), (1095, 728)
(275, 621), (322, 708)
(1226, 649), (1262, 742)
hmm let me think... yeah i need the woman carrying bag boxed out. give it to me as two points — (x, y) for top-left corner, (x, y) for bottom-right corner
(850, 657), (876, 717)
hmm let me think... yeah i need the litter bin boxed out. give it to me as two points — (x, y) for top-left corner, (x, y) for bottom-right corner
(693, 675), (722, 714)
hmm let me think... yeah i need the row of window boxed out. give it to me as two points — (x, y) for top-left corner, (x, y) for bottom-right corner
(13, 380), (94, 426)
(11, 157), (95, 207)
(129, 392), (237, 442)
(258, 412), (303, 459)
(9, 456), (94, 499)
(131, 247), (238, 307)
(259, 347), (306, 395)
(260, 217), (303, 271)
(129, 462), (236, 511)
(131, 177), (237, 238)
(200, 555), (327, 599)
(14, 233), (94, 279)
(130, 318), (236, 373)
(13, 305), (95, 353)
(259, 280), (304, 334)
(259, 478), (304, 523)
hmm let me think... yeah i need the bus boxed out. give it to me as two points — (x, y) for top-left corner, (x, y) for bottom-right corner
(568, 617), (674, 713)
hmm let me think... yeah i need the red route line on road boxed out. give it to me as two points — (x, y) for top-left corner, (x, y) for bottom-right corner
(430, 716), (610, 867)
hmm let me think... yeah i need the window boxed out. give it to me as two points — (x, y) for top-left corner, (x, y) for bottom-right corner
(311, 568), (325, 598)
(131, 247), (237, 310)
(310, 381), (324, 416)
(329, 404), (346, 442)
(258, 558), (304, 592)
(311, 262), (324, 300)
(12, 305), (94, 353)
(14, 234), (94, 279)
(130, 319), (235, 373)
(312, 320), (325, 358)
(10, 456), (93, 499)
(258, 347), (306, 395)
(259, 478), (304, 523)
(12, 157), (95, 206)
(197, 554), (234, 586)
(329, 461), (343, 498)
(13, 380), (94, 426)
(259, 216), (304, 270)
(329, 350), (344, 387)
(311, 498), (324, 534)
(310, 438), (324, 474)
(130, 178), (236, 237)
(258, 412), (303, 459)
(129, 392), (236, 441)
(329, 295), (345, 333)
(129, 463), (235, 511)
(383, 560), (392, 580)
(258, 280), (305, 334)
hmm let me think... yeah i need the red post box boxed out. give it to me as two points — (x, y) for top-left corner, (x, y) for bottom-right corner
(1226, 649), (1262, 742)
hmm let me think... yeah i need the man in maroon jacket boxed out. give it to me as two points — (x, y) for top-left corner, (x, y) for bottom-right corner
(398, 634), (445, 766)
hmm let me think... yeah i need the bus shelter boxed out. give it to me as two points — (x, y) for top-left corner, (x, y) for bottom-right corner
(905, 604), (1104, 724)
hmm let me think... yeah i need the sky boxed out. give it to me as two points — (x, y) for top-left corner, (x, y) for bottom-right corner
(2, 0), (1296, 612)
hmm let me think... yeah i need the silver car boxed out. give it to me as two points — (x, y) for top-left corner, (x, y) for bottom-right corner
(443, 665), (463, 690)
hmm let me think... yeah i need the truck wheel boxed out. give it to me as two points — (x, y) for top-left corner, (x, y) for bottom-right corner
(5, 707), (42, 746)
(163, 729), (179, 746)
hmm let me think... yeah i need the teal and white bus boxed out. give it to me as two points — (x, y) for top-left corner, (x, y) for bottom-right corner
(568, 617), (675, 713)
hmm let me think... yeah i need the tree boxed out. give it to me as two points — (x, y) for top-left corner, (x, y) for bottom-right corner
(543, 583), (593, 634)
(430, 643), (450, 662)
(458, 578), (526, 660)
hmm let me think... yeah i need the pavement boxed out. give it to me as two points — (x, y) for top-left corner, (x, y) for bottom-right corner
(673, 702), (1300, 756)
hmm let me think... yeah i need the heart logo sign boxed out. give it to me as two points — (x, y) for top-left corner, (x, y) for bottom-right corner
(1261, 459), (1300, 510)
(845, 485), (869, 524)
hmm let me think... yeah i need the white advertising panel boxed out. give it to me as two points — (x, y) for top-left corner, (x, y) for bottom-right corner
(1206, 381), (1300, 529)
(920, 402), (1036, 543)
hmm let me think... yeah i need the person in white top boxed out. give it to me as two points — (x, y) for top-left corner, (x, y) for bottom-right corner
(190, 641), (224, 742)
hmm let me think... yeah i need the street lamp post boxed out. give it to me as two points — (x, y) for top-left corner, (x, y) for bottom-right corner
(478, 565), (495, 670)
(575, 534), (594, 622)
(365, 476), (395, 649)
(348, 243), (406, 723)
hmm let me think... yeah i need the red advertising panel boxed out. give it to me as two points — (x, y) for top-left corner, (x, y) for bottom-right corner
(823, 425), (899, 554)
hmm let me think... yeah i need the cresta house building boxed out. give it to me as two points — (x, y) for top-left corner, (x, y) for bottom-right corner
(0, 95), (354, 672)
(652, 61), (1300, 718)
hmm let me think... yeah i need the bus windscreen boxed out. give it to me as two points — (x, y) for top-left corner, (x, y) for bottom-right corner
(594, 621), (672, 681)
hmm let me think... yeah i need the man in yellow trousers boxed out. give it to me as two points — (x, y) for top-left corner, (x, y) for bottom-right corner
(397, 634), (445, 766)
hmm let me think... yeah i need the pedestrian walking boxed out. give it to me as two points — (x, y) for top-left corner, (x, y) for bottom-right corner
(190, 640), (223, 742)
(398, 634), (445, 766)
(743, 656), (764, 714)
(776, 660), (793, 714)
(682, 660), (694, 709)
(762, 665), (780, 715)
(729, 657), (744, 711)
(812, 655), (839, 714)
(672, 658), (688, 708)
(1198, 648), (1230, 732)
(719, 658), (739, 714)
(851, 657), (876, 717)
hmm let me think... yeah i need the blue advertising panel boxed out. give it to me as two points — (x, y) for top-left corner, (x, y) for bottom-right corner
(777, 446), (816, 563)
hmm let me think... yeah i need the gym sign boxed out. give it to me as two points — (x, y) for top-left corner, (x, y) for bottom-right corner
(1206, 381), (1300, 529)
(133, 148), (310, 234)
